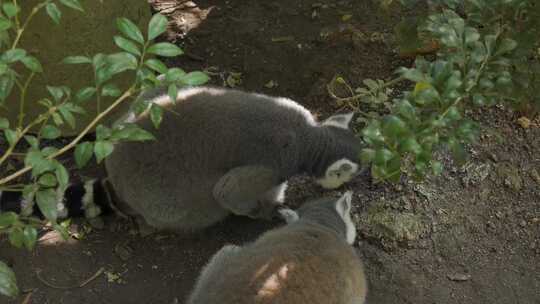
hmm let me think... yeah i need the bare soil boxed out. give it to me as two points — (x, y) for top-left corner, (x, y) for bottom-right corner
(2, 1), (539, 303)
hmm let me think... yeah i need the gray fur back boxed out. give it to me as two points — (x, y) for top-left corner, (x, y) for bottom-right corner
(105, 86), (319, 230)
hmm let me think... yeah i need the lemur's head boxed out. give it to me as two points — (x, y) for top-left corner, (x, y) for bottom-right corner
(315, 112), (362, 189)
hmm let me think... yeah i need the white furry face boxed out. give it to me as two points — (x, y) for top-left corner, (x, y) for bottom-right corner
(335, 191), (356, 244)
(315, 159), (359, 189)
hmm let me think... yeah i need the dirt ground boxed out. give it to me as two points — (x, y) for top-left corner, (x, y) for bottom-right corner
(2, 0), (540, 303)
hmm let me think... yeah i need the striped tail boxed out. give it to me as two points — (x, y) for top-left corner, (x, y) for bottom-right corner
(0, 179), (114, 220)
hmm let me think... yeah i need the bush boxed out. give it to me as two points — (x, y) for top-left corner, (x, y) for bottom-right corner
(329, 0), (539, 181)
(0, 0), (208, 297)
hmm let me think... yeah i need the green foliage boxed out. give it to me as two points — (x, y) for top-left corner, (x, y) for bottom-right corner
(0, 0), (209, 298)
(333, 0), (539, 182)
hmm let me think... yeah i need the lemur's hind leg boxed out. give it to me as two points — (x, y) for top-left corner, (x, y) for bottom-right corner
(213, 166), (284, 219)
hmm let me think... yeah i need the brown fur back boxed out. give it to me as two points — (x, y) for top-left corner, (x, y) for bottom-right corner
(188, 223), (367, 304)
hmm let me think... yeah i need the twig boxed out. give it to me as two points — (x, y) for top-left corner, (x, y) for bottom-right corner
(36, 269), (78, 289)
(35, 267), (105, 290)
(79, 267), (105, 287)
(20, 289), (35, 304)
(0, 87), (135, 186)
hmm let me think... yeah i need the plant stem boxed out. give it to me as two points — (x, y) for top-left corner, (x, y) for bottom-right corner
(11, 1), (50, 50)
(328, 76), (405, 104)
(17, 72), (35, 128)
(0, 87), (135, 186)
(0, 111), (50, 167)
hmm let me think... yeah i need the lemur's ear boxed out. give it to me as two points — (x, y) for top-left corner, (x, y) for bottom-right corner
(335, 191), (353, 218)
(321, 112), (354, 129)
(278, 208), (299, 224)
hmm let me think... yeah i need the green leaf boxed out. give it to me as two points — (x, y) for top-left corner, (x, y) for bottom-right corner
(0, 17), (12, 31)
(431, 161), (443, 176)
(46, 3), (61, 24)
(53, 221), (70, 240)
(74, 141), (93, 168)
(445, 106), (461, 120)
(0, 117), (8, 129)
(96, 53), (137, 84)
(180, 71), (209, 86)
(383, 115), (407, 138)
(0, 212), (18, 228)
(92, 53), (107, 69)
(94, 140), (114, 163)
(2, 48), (26, 63)
(63, 55), (92, 64)
(362, 121), (384, 144)
(2, 3), (19, 18)
(41, 125), (61, 139)
(165, 67), (186, 82)
(0, 75), (15, 101)
(148, 13), (168, 41)
(47, 86), (64, 102)
(116, 17), (144, 44)
(58, 0), (84, 12)
(150, 104), (163, 128)
(144, 58), (168, 74)
(41, 147), (59, 157)
(147, 42), (183, 57)
(398, 67), (424, 82)
(113, 35), (141, 56)
(25, 150), (53, 176)
(55, 163), (69, 189)
(58, 105), (76, 128)
(8, 227), (24, 248)
(22, 227), (38, 250)
(110, 124), (155, 141)
(36, 188), (58, 221)
(360, 148), (375, 164)
(38, 173), (57, 188)
(484, 34), (497, 53)
(449, 140), (467, 165)
(495, 38), (517, 56)
(21, 55), (43, 73)
(399, 137), (422, 154)
(24, 135), (38, 148)
(95, 124), (111, 140)
(52, 112), (63, 126)
(0, 260), (19, 298)
(472, 93), (486, 106)
(374, 148), (394, 166)
(63, 103), (86, 114)
(464, 27), (479, 45)
(168, 83), (177, 103)
(75, 86), (96, 103)
(101, 84), (122, 97)
(4, 129), (17, 146)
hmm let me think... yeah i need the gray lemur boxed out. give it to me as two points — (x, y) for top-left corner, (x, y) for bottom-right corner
(187, 191), (367, 304)
(0, 87), (362, 228)
(104, 86), (362, 230)
(105, 86), (363, 230)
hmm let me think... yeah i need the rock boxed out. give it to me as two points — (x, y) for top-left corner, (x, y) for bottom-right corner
(461, 163), (491, 187)
(359, 205), (428, 245)
(496, 164), (523, 191)
(447, 273), (471, 282)
(530, 168), (540, 185)
(114, 242), (134, 261)
(414, 184), (437, 201)
(517, 117), (531, 129)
